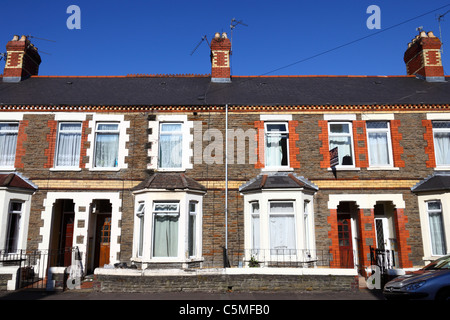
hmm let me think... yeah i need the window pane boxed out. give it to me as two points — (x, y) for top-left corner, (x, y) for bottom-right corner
(159, 132), (182, 168)
(0, 123), (18, 167)
(366, 122), (388, 129)
(252, 215), (260, 251)
(270, 202), (294, 213)
(97, 123), (119, 131)
(434, 132), (450, 165)
(6, 202), (22, 253)
(154, 203), (179, 212)
(266, 123), (287, 132)
(433, 121), (450, 129)
(270, 215), (295, 251)
(95, 133), (119, 167)
(368, 132), (390, 165)
(428, 201), (442, 211)
(188, 213), (196, 256)
(55, 124), (81, 167)
(265, 135), (288, 167)
(161, 123), (182, 132)
(329, 136), (353, 165)
(153, 215), (178, 257)
(330, 123), (350, 134)
(429, 211), (447, 255)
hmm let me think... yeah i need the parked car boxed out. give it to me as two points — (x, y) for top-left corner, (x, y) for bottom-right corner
(383, 254), (450, 300)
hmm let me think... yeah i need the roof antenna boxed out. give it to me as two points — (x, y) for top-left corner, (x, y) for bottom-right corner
(190, 35), (210, 56)
(437, 10), (450, 54)
(26, 35), (56, 43)
(230, 18), (248, 53)
(0, 52), (6, 62)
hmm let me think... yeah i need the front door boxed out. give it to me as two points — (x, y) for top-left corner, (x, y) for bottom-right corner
(95, 215), (111, 268)
(60, 213), (74, 267)
(338, 215), (354, 268)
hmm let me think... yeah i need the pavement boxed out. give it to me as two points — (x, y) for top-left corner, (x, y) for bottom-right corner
(0, 288), (385, 300)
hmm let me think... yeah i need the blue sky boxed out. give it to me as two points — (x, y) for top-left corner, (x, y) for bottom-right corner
(1, 0), (449, 76)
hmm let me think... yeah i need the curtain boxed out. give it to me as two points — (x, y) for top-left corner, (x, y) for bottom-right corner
(159, 124), (182, 168)
(329, 136), (352, 165)
(0, 123), (18, 166)
(429, 211), (447, 255)
(368, 132), (389, 165)
(153, 215), (178, 257)
(269, 202), (295, 254)
(434, 132), (450, 165)
(95, 133), (119, 167)
(55, 123), (81, 167)
(266, 135), (282, 167)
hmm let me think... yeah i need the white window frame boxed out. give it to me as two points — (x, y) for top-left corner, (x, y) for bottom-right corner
(269, 201), (296, 257)
(158, 122), (184, 170)
(54, 122), (82, 170)
(188, 201), (197, 257)
(5, 201), (23, 254)
(264, 122), (290, 170)
(426, 200), (447, 256)
(93, 122), (120, 169)
(366, 121), (394, 168)
(432, 121), (450, 168)
(0, 122), (19, 170)
(250, 201), (260, 255)
(135, 202), (145, 258)
(132, 191), (203, 265)
(328, 121), (356, 168)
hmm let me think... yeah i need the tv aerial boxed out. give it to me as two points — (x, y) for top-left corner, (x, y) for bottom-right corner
(437, 10), (450, 53)
(190, 35), (210, 56)
(26, 34), (56, 55)
(230, 18), (248, 52)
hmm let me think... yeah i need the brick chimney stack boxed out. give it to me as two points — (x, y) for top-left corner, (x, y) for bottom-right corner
(210, 32), (231, 83)
(404, 31), (445, 82)
(2, 35), (41, 83)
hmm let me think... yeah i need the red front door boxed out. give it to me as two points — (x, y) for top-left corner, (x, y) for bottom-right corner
(338, 216), (354, 268)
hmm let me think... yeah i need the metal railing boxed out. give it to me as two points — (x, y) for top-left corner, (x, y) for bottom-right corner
(0, 247), (84, 289)
(225, 248), (355, 269)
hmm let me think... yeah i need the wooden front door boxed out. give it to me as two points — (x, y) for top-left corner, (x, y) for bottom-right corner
(61, 213), (74, 267)
(94, 215), (111, 268)
(338, 216), (354, 268)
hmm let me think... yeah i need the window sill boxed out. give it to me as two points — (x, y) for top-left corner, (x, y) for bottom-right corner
(156, 168), (186, 172)
(366, 167), (399, 171)
(327, 167), (360, 171)
(261, 167), (294, 172)
(49, 167), (82, 172)
(434, 167), (450, 171)
(0, 167), (16, 172)
(89, 167), (121, 172)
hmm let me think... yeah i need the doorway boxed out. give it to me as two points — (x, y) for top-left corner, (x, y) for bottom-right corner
(49, 199), (75, 267)
(338, 214), (354, 268)
(89, 200), (112, 270)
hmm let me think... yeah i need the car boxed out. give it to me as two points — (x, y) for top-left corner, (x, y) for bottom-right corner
(383, 254), (450, 300)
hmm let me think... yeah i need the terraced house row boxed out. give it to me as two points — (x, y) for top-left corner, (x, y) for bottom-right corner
(0, 30), (449, 289)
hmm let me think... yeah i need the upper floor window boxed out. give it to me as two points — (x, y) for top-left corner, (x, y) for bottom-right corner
(94, 123), (119, 168)
(328, 122), (354, 167)
(366, 121), (393, 167)
(0, 123), (18, 167)
(432, 121), (450, 166)
(55, 122), (82, 168)
(158, 123), (183, 169)
(265, 122), (289, 168)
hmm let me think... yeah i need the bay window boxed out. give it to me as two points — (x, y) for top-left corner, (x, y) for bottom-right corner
(427, 201), (447, 256)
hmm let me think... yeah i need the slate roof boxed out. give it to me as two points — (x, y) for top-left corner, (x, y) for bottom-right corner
(411, 172), (450, 193)
(0, 173), (37, 190)
(0, 75), (449, 106)
(239, 172), (318, 193)
(132, 173), (206, 192)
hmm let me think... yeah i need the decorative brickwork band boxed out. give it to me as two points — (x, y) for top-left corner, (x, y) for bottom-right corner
(353, 121), (368, 168)
(390, 120), (405, 167)
(422, 119), (436, 168)
(288, 120), (300, 169)
(254, 121), (264, 169)
(394, 208), (413, 268)
(318, 120), (330, 168)
(44, 120), (58, 168)
(14, 120), (29, 169)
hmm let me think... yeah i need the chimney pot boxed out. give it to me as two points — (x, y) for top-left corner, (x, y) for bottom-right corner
(12, 35), (19, 41)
